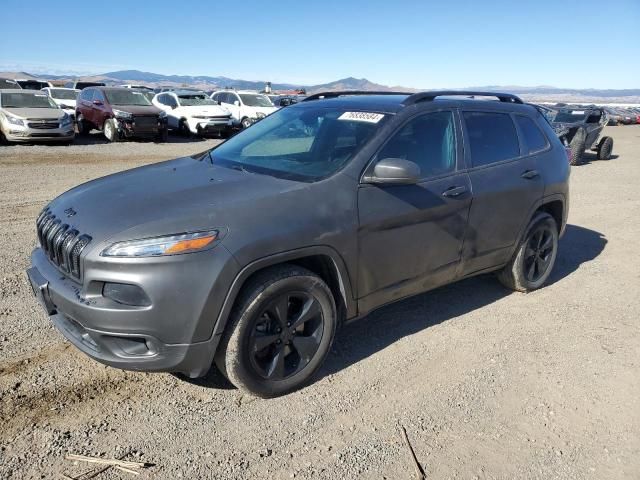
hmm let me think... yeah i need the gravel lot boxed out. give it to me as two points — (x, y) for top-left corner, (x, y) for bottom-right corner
(1, 127), (639, 479)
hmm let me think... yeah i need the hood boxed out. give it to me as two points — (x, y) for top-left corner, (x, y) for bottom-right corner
(46, 155), (298, 253)
(176, 105), (230, 116)
(110, 104), (161, 115)
(3, 107), (65, 120)
(247, 106), (278, 115)
(52, 98), (76, 109)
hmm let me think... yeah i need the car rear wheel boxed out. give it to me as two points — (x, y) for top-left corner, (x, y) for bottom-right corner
(103, 119), (119, 142)
(597, 136), (613, 160)
(569, 128), (586, 166)
(497, 212), (558, 292)
(215, 265), (337, 398)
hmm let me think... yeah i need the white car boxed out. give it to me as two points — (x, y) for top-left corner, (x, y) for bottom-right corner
(152, 90), (233, 137)
(41, 87), (80, 120)
(211, 90), (277, 129)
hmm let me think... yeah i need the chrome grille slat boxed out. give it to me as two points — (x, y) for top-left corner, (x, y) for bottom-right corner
(35, 209), (91, 280)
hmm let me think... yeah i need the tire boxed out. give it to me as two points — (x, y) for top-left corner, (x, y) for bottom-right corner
(155, 127), (168, 143)
(103, 119), (119, 142)
(215, 265), (337, 398)
(241, 117), (252, 129)
(569, 128), (586, 166)
(0, 129), (8, 145)
(76, 114), (91, 135)
(597, 136), (613, 160)
(497, 212), (559, 292)
(179, 119), (192, 138)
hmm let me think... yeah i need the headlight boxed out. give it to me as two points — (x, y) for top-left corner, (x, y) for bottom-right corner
(5, 114), (24, 126)
(60, 114), (72, 126)
(101, 230), (219, 257)
(158, 110), (167, 119)
(112, 109), (133, 120)
(192, 115), (207, 119)
(255, 112), (266, 119)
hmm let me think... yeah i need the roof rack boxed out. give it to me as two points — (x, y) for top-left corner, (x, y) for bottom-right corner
(403, 91), (523, 105)
(302, 91), (410, 102)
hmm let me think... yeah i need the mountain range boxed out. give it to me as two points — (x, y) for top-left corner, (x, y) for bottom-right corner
(1, 70), (639, 103)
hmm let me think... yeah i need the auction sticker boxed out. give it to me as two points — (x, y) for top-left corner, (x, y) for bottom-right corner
(338, 111), (385, 123)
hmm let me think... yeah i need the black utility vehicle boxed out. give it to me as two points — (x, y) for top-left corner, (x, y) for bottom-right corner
(550, 106), (613, 165)
(27, 91), (570, 397)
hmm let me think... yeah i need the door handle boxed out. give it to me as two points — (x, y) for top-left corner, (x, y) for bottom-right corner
(442, 186), (467, 198)
(521, 169), (539, 179)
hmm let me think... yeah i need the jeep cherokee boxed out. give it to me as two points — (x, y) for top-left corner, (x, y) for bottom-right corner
(27, 91), (570, 397)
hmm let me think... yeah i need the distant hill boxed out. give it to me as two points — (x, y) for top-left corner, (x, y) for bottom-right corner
(1, 69), (638, 103)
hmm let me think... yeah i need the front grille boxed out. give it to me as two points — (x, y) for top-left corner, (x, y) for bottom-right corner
(28, 122), (59, 129)
(132, 115), (158, 129)
(36, 208), (91, 280)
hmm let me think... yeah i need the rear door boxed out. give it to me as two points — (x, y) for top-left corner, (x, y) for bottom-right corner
(357, 110), (472, 312)
(460, 110), (544, 274)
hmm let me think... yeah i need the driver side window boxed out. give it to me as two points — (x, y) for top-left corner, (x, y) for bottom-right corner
(377, 111), (457, 178)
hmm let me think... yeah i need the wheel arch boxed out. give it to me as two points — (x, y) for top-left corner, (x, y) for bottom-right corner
(212, 247), (356, 338)
(512, 194), (566, 257)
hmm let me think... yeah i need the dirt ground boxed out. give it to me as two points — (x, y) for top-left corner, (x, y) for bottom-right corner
(1, 127), (639, 479)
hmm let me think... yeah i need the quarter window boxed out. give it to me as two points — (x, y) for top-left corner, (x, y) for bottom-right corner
(377, 111), (457, 178)
(463, 111), (520, 167)
(515, 115), (548, 153)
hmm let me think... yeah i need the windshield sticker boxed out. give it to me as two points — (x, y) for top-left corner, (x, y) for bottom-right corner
(338, 111), (385, 123)
(571, 111), (585, 115)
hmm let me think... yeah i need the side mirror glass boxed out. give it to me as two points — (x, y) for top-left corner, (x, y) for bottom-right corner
(367, 158), (421, 185)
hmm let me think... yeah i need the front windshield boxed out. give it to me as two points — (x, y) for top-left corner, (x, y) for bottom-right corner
(49, 89), (78, 100)
(104, 90), (152, 106)
(239, 94), (274, 107)
(553, 110), (588, 123)
(1, 92), (58, 109)
(178, 94), (217, 106)
(210, 106), (388, 181)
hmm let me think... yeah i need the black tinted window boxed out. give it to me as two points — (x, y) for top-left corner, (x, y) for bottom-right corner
(463, 112), (520, 167)
(378, 111), (456, 178)
(515, 115), (548, 153)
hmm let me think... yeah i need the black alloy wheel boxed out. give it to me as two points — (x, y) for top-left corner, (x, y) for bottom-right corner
(523, 226), (555, 283)
(248, 291), (323, 380)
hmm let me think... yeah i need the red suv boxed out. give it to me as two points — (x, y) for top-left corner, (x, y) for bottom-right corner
(76, 87), (168, 142)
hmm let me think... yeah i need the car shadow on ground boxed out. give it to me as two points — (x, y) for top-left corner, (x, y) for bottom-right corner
(185, 224), (606, 391)
(577, 151), (619, 165)
(72, 131), (213, 145)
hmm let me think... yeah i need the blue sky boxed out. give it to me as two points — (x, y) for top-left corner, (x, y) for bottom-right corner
(1, 0), (638, 89)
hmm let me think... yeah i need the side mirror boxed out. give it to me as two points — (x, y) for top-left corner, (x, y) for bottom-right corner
(171, 104), (177, 110)
(366, 158), (421, 185)
(233, 100), (240, 106)
(92, 100), (103, 106)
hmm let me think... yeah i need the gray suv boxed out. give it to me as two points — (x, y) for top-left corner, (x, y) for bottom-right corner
(27, 91), (570, 397)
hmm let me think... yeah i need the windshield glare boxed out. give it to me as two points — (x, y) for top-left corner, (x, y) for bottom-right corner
(210, 106), (387, 181)
(239, 94), (274, 107)
(1, 92), (58, 109)
(105, 90), (152, 106)
(178, 95), (217, 106)
(49, 89), (78, 100)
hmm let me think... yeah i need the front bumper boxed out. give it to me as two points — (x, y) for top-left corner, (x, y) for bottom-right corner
(189, 118), (233, 135)
(27, 245), (239, 377)
(115, 116), (167, 138)
(2, 122), (75, 142)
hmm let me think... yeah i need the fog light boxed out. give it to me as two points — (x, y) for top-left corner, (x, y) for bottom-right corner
(103, 282), (151, 307)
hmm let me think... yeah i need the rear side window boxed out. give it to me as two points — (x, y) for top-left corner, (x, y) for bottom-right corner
(378, 111), (456, 178)
(463, 111), (520, 167)
(515, 115), (548, 153)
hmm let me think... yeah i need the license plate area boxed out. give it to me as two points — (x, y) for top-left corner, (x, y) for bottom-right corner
(26, 267), (57, 315)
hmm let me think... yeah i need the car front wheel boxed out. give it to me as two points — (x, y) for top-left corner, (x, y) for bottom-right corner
(103, 119), (119, 142)
(497, 212), (559, 292)
(215, 265), (337, 398)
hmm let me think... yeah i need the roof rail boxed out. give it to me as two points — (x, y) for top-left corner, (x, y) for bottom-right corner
(403, 91), (524, 105)
(302, 91), (410, 102)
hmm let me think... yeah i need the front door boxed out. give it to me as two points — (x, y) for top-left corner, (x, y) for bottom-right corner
(357, 110), (472, 313)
